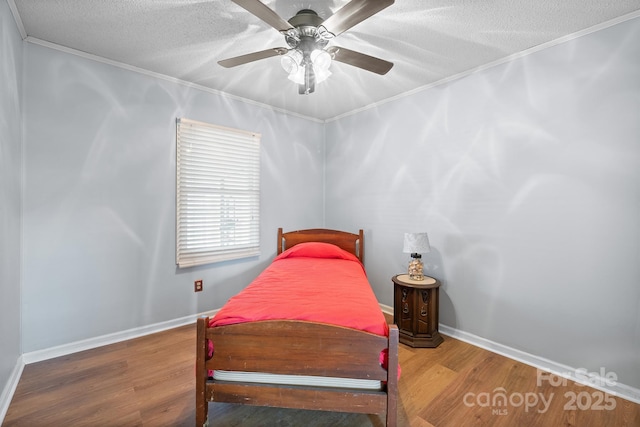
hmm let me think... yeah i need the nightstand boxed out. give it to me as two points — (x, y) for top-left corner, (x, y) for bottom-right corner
(392, 274), (443, 348)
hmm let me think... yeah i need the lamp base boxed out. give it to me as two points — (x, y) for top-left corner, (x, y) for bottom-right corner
(408, 254), (424, 281)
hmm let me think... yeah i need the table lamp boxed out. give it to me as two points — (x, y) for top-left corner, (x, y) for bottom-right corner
(403, 232), (431, 280)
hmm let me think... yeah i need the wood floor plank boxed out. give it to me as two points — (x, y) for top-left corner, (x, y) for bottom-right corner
(3, 324), (639, 427)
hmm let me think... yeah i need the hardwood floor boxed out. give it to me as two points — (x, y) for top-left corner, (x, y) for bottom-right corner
(4, 323), (639, 426)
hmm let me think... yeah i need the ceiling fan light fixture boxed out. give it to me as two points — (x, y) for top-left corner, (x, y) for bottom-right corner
(288, 67), (331, 85)
(287, 66), (305, 85)
(310, 49), (331, 70)
(314, 66), (332, 84)
(284, 48), (332, 87)
(290, 63), (330, 86)
(280, 49), (303, 74)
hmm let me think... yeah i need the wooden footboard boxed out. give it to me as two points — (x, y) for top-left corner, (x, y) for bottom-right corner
(196, 317), (399, 426)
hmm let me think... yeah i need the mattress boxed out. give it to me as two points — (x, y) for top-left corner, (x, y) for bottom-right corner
(213, 370), (383, 390)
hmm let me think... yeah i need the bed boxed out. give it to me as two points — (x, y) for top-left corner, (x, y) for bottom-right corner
(195, 228), (399, 426)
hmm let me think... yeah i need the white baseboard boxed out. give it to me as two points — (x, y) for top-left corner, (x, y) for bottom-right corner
(0, 355), (25, 424)
(438, 324), (640, 405)
(22, 309), (219, 365)
(379, 303), (393, 316)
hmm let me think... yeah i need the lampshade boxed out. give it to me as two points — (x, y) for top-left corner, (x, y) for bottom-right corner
(403, 233), (431, 254)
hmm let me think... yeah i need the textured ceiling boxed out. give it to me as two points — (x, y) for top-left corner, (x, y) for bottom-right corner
(10, 0), (640, 121)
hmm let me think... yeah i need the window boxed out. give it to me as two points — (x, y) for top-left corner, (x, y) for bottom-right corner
(176, 118), (260, 268)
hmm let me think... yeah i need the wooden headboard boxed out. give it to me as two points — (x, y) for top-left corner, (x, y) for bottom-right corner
(277, 228), (365, 264)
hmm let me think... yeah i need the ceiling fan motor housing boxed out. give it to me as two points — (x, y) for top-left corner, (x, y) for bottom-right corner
(284, 9), (329, 51)
(288, 9), (324, 28)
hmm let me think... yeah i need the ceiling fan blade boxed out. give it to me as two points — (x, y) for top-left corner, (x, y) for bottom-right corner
(328, 46), (393, 75)
(232, 0), (294, 32)
(320, 0), (394, 37)
(218, 48), (287, 68)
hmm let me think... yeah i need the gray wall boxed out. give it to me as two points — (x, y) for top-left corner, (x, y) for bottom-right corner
(21, 43), (325, 352)
(325, 18), (640, 389)
(0, 0), (23, 399)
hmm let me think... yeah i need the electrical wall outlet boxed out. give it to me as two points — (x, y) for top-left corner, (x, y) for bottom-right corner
(194, 279), (203, 292)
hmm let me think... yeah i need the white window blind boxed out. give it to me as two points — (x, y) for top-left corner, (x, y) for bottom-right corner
(176, 118), (260, 268)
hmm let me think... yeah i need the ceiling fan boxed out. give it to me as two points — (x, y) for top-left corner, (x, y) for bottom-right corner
(218, 0), (395, 95)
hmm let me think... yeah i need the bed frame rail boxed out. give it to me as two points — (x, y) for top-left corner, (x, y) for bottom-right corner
(208, 382), (388, 414)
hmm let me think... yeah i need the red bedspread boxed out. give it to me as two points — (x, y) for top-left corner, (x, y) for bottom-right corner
(209, 242), (389, 338)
